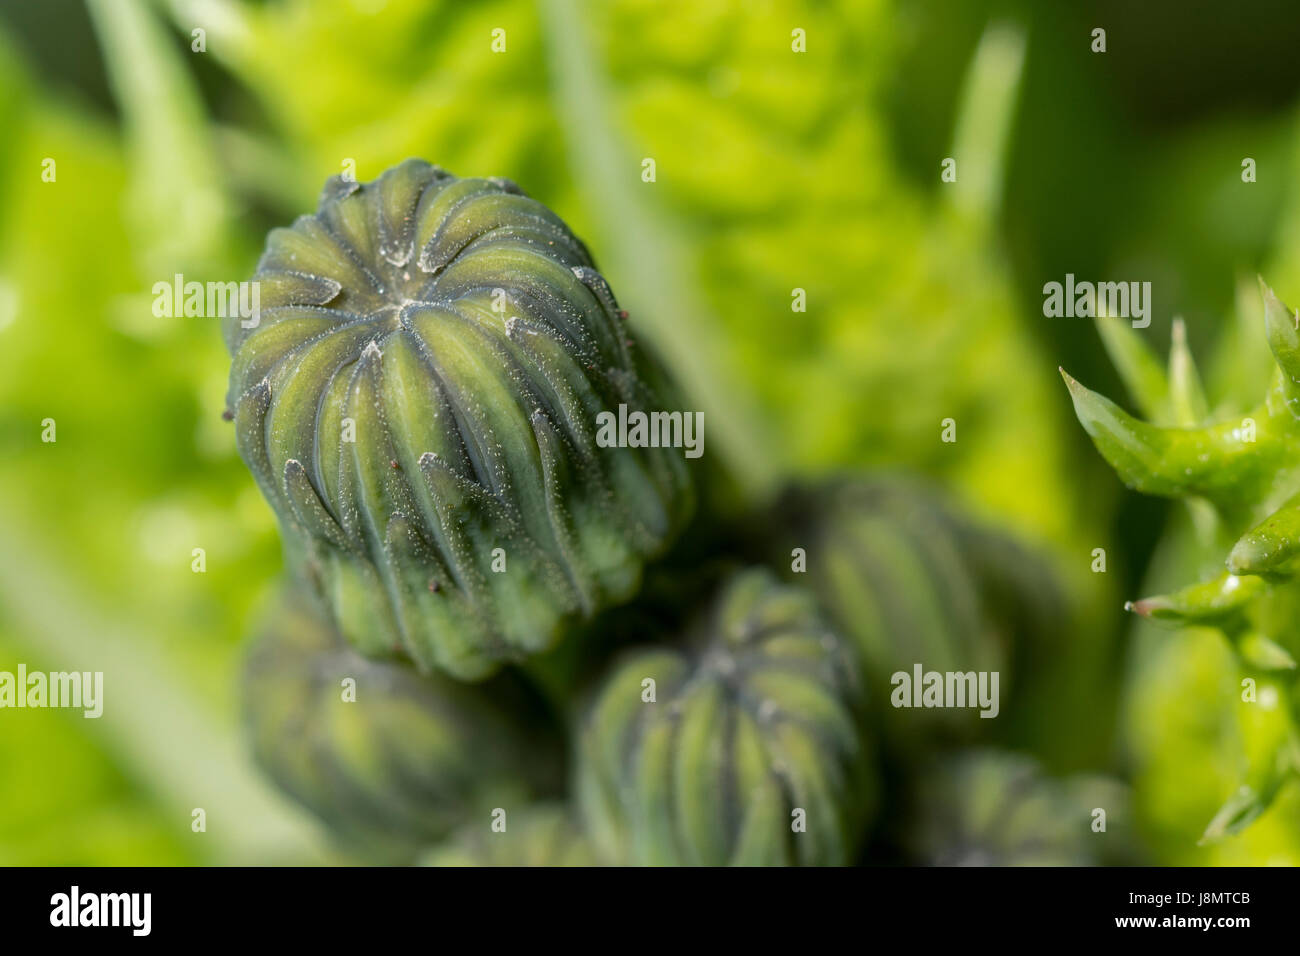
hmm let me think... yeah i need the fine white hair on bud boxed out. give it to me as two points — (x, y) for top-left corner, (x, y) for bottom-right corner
(225, 160), (694, 679)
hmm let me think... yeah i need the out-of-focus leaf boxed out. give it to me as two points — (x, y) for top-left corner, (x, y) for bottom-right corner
(86, 0), (229, 273)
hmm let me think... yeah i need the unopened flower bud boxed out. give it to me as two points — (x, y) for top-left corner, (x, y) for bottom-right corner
(577, 568), (873, 866)
(226, 160), (693, 679)
(242, 591), (559, 857)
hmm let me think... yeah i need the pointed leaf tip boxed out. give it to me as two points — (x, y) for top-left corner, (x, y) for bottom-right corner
(1260, 280), (1300, 418)
(1127, 596), (1162, 619)
(1059, 368), (1096, 410)
(1168, 317), (1207, 425)
(1260, 280), (1297, 333)
(1093, 316), (1169, 420)
(1064, 370), (1267, 502)
(1199, 785), (1267, 845)
(1060, 374), (1177, 492)
(1126, 573), (1266, 627)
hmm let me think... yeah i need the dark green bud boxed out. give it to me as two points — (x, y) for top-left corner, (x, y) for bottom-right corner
(769, 478), (1054, 743)
(421, 805), (597, 867)
(242, 591), (560, 859)
(905, 750), (1129, 866)
(225, 160), (693, 679)
(576, 569), (874, 866)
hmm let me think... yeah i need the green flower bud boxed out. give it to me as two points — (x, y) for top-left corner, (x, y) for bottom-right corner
(905, 750), (1127, 866)
(769, 478), (1055, 743)
(226, 160), (693, 679)
(421, 805), (596, 867)
(576, 568), (874, 866)
(242, 591), (560, 859)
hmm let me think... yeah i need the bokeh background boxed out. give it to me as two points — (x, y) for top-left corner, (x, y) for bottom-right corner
(2, 0), (1300, 864)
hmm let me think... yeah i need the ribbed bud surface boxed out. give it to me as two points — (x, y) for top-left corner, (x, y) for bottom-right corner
(577, 569), (873, 866)
(771, 479), (1053, 742)
(242, 592), (558, 856)
(905, 751), (1106, 866)
(226, 160), (693, 678)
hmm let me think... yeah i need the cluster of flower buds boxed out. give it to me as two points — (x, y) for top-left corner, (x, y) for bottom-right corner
(231, 161), (1069, 866)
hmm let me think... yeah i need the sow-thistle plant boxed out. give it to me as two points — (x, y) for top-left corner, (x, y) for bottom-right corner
(575, 569), (874, 866)
(1063, 281), (1300, 838)
(230, 160), (1065, 867)
(224, 160), (693, 680)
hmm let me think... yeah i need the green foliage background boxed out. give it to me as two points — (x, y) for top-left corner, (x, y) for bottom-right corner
(1, 0), (1299, 864)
